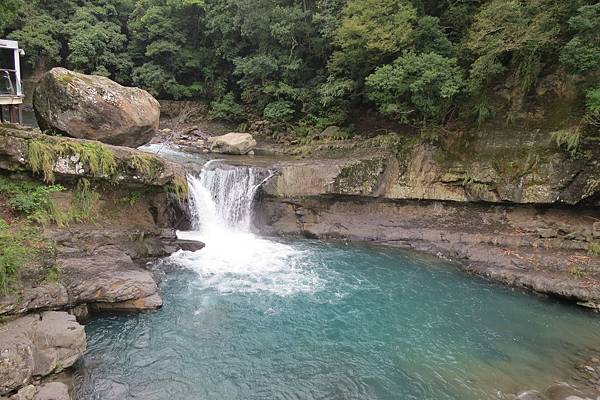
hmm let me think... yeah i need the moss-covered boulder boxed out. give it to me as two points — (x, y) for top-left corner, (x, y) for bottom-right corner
(33, 68), (159, 148)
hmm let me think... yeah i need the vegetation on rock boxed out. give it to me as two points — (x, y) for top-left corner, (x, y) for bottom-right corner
(0, 176), (60, 293)
(127, 153), (164, 183)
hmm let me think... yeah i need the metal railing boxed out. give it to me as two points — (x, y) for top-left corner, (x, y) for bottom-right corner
(0, 69), (20, 96)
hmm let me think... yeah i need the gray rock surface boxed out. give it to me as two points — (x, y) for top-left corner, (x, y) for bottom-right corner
(0, 312), (85, 395)
(33, 68), (159, 148)
(32, 382), (69, 400)
(209, 132), (256, 155)
(59, 246), (161, 309)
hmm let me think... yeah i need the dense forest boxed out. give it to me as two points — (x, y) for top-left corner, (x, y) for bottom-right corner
(0, 0), (599, 141)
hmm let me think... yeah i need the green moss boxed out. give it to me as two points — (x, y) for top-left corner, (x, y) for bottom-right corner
(59, 142), (117, 179)
(124, 191), (142, 206)
(27, 139), (118, 183)
(43, 265), (62, 283)
(55, 73), (76, 85)
(28, 140), (58, 183)
(334, 158), (385, 195)
(128, 153), (164, 182)
(168, 175), (189, 201)
(568, 264), (587, 278)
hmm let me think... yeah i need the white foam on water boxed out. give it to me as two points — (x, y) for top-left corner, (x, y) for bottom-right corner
(171, 161), (322, 295)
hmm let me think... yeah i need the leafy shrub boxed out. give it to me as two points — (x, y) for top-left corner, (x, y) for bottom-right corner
(209, 93), (245, 121)
(263, 101), (295, 123)
(411, 16), (454, 57)
(0, 176), (64, 217)
(365, 51), (464, 123)
(586, 87), (600, 112)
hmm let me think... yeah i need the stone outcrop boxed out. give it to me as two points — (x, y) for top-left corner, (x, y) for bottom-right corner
(209, 132), (256, 155)
(0, 126), (186, 188)
(33, 68), (160, 148)
(261, 128), (600, 205)
(59, 246), (162, 309)
(0, 228), (204, 317)
(31, 382), (70, 400)
(0, 312), (85, 396)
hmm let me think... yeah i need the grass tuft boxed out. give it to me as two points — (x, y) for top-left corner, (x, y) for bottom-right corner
(588, 242), (600, 257)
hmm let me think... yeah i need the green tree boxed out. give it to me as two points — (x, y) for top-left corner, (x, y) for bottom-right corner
(66, 1), (132, 80)
(329, 0), (417, 77)
(560, 3), (600, 73)
(0, 0), (23, 34)
(9, 12), (63, 73)
(366, 51), (464, 123)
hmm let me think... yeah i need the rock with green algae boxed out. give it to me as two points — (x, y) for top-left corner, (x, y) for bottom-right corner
(262, 133), (600, 205)
(0, 126), (187, 188)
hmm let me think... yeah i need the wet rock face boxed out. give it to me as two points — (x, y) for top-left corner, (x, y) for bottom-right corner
(33, 68), (160, 148)
(0, 312), (85, 396)
(208, 132), (256, 155)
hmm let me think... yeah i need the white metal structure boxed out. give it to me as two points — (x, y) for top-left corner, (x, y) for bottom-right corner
(0, 39), (24, 123)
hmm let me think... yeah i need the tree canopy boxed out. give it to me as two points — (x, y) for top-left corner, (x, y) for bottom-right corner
(2, 0), (599, 130)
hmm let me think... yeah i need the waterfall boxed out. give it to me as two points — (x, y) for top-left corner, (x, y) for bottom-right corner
(187, 160), (269, 234)
(172, 160), (321, 295)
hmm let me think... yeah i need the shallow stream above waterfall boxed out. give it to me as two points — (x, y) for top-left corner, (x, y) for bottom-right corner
(73, 162), (600, 400)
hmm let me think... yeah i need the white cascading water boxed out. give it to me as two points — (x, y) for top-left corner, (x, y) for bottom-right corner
(171, 160), (321, 295)
(187, 160), (267, 233)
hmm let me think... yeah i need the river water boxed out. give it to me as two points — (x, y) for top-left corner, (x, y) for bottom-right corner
(73, 162), (600, 400)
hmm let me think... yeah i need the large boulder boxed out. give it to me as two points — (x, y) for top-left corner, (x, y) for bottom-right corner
(33, 68), (160, 148)
(208, 132), (256, 155)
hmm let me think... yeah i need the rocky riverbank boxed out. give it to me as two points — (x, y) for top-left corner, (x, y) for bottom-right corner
(0, 124), (201, 398)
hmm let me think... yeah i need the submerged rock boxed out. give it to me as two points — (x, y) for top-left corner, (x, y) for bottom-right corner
(0, 312), (85, 396)
(33, 68), (160, 148)
(209, 132), (256, 155)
